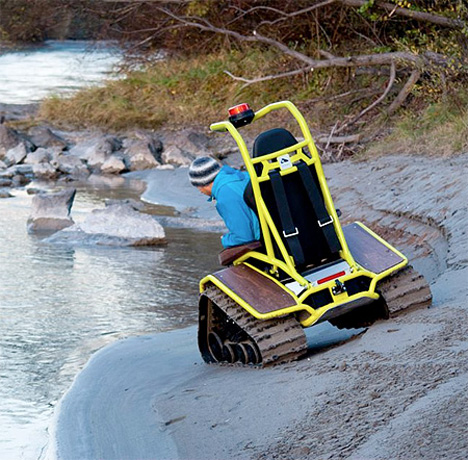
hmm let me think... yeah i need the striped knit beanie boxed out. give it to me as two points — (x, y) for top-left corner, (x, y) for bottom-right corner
(188, 156), (221, 187)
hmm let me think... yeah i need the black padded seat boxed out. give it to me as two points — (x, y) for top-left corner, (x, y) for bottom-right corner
(245, 128), (341, 268)
(253, 128), (298, 157)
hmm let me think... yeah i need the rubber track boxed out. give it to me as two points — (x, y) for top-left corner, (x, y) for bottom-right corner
(326, 265), (431, 330)
(377, 264), (432, 316)
(204, 284), (308, 366)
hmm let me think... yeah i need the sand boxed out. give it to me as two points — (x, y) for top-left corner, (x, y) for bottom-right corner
(47, 153), (468, 460)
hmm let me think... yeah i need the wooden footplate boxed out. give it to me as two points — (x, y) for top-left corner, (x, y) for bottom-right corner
(213, 264), (296, 314)
(343, 222), (405, 274)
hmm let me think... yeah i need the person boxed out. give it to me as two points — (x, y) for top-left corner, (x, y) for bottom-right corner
(189, 156), (260, 248)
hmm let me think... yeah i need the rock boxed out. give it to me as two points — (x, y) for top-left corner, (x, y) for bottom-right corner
(0, 164), (34, 180)
(27, 188), (76, 233)
(12, 164), (34, 176)
(0, 124), (23, 151)
(0, 178), (12, 187)
(24, 148), (52, 165)
(47, 203), (165, 246)
(33, 163), (59, 180)
(0, 159), (6, 169)
(12, 174), (30, 186)
(123, 138), (161, 171)
(129, 131), (163, 160)
(163, 129), (211, 156)
(161, 145), (193, 167)
(101, 155), (127, 175)
(55, 154), (89, 178)
(0, 188), (13, 198)
(47, 146), (64, 164)
(69, 135), (122, 171)
(4, 143), (27, 166)
(28, 126), (67, 150)
(27, 187), (45, 195)
(0, 168), (14, 179)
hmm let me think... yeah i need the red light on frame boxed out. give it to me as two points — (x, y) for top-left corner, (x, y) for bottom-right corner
(228, 103), (251, 116)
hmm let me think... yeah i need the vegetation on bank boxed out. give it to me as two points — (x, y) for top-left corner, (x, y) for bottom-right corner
(40, 46), (468, 156)
(40, 49), (346, 130)
(6, 0), (467, 156)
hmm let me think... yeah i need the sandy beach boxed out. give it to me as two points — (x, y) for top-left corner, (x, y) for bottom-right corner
(47, 153), (468, 460)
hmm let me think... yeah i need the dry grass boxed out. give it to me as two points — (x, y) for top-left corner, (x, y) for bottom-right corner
(40, 50), (297, 129)
(38, 48), (364, 132)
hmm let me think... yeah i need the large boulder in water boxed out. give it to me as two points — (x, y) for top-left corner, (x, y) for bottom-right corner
(46, 203), (166, 246)
(27, 188), (76, 233)
(101, 154), (127, 175)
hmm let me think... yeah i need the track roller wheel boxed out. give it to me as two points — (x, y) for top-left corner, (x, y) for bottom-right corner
(198, 284), (307, 367)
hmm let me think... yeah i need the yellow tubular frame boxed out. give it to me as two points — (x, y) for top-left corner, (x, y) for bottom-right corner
(203, 101), (408, 327)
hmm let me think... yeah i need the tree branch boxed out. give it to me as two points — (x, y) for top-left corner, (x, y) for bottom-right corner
(224, 67), (311, 88)
(256, 0), (337, 28)
(338, 0), (466, 29)
(387, 68), (421, 115)
(317, 133), (362, 144)
(335, 60), (396, 133)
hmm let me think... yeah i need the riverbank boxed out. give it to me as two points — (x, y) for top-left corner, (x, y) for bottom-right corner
(47, 152), (468, 460)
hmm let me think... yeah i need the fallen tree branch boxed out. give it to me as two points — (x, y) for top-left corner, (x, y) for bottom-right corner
(335, 60), (396, 133)
(141, 7), (450, 72)
(338, 0), (466, 29)
(316, 133), (362, 143)
(387, 68), (421, 115)
(224, 66), (311, 88)
(257, 0), (337, 28)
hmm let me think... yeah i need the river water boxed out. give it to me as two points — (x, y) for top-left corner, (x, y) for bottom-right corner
(0, 40), (122, 104)
(0, 40), (221, 460)
(0, 182), (221, 459)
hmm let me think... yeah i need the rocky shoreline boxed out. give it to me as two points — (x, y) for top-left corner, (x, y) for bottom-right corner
(0, 107), (236, 242)
(0, 120), (238, 189)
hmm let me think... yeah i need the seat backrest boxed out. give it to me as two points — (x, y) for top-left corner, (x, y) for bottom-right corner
(247, 128), (341, 268)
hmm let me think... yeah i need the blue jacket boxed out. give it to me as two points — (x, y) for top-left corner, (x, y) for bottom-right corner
(211, 166), (260, 248)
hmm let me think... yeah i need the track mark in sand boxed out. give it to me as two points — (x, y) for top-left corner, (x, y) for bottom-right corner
(253, 306), (468, 460)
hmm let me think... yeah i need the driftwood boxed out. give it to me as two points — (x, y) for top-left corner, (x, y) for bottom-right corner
(317, 133), (362, 144)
